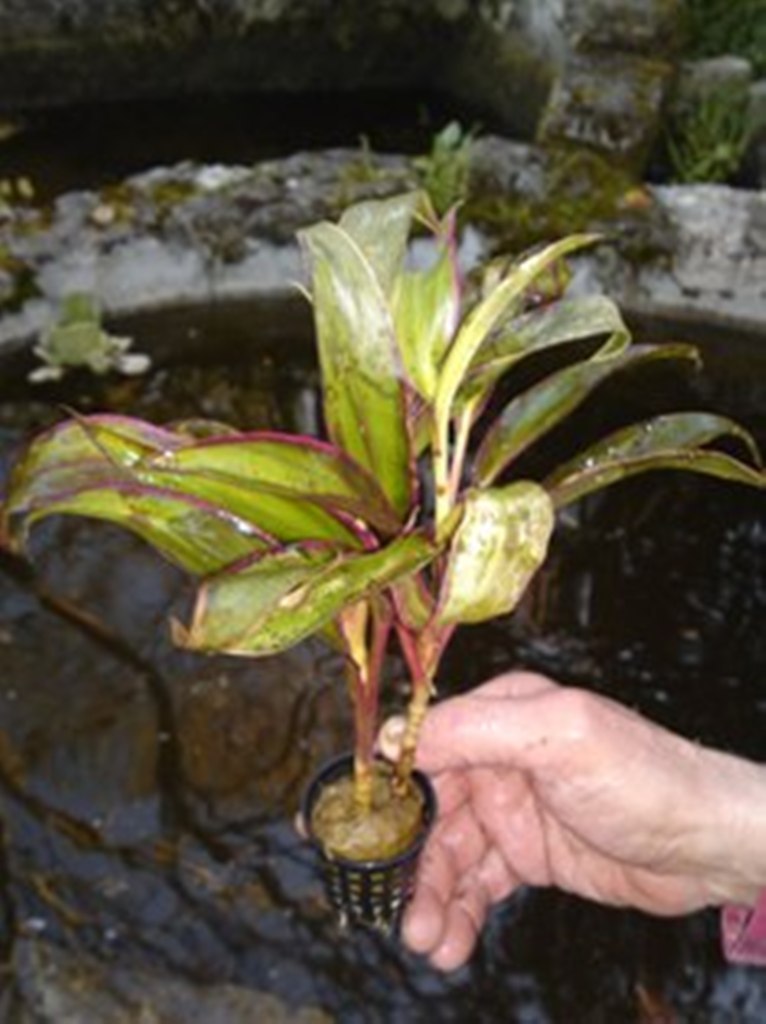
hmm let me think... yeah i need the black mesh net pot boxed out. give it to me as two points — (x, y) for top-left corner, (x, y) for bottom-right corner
(302, 752), (437, 935)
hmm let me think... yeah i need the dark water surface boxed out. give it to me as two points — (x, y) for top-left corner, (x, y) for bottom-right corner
(0, 303), (765, 1022)
(0, 90), (473, 203)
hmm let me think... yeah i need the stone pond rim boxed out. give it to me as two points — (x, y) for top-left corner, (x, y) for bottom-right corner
(0, 146), (763, 364)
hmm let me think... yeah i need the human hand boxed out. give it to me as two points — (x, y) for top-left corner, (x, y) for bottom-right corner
(380, 672), (766, 971)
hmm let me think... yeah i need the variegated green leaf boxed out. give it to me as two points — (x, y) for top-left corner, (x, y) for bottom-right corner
(4, 481), (271, 574)
(3, 418), (369, 548)
(473, 344), (700, 486)
(434, 235), (600, 440)
(143, 473), (367, 546)
(6, 414), (183, 484)
(390, 571), (435, 631)
(547, 412), (765, 507)
(299, 221), (414, 519)
(148, 432), (399, 537)
(473, 249), (572, 311)
(178, 531), (438, 656)
(463, 293), (631, 403)
(436, 482), (555, 625)
(2, 415), (190, 539)
(174, 544), (335, 650)
(392, 209), (460, 400)
(339, 191), (421, 299)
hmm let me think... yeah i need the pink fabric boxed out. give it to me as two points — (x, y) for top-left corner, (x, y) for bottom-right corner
(722, 893), (766, 965)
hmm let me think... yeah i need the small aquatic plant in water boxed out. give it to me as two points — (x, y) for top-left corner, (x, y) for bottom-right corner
(1, 192), (763, 924)
(29, 291), (151, 383)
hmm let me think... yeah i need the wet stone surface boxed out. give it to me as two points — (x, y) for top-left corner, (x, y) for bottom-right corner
(0, 325), (765, 1020)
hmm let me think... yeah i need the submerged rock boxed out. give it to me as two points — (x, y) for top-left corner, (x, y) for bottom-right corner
(0, 558), (162, 843)
(173, 654), (352, 830)
(0, 507), (350, 992)
(14, 940), (333, 1024)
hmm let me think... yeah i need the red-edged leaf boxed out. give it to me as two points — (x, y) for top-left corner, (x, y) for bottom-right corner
(6, 414), (184, 481)
(6, 480), (272, 574)
(153, 431), (400, 536)
(3, 417), (369, 549)
(463, 293), (631, 405)
(547, 412), (765, 506)
(473, 344), (700, 485)
(174, 543), (336, 650)
(434, 236), (601, 441)
(177, 531), (438, 656)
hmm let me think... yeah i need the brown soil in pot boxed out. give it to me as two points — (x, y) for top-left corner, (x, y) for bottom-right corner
(310, 761), (424, 862)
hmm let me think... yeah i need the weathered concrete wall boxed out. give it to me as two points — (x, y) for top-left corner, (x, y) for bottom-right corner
(0, 0), (565, 139)
(0, 0), (687, 172)
(537, 0), (684, 172)
(0, 2), (454, 103)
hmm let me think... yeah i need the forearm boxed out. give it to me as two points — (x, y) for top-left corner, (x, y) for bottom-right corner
(691, 746), (766, 906)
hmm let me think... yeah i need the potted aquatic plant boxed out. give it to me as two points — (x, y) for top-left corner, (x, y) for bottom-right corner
(1, 192), (763, 932)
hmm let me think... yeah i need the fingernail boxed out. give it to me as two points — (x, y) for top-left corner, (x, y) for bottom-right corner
(378, 715), (406, 758)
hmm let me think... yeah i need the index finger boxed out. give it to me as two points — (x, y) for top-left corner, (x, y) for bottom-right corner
(414, 687), (576, 774)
